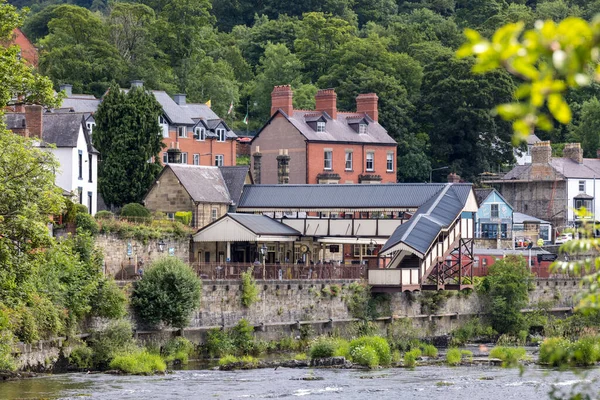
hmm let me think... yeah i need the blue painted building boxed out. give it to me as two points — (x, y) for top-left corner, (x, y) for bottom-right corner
(474, 188), (513, 239)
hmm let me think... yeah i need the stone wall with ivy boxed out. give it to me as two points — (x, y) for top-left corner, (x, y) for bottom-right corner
(96, 234), (190, 279)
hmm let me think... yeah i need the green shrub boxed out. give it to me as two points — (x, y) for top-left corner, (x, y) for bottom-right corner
(93, 279), (127, 319)
(329, 284), (341, 297)
(403, 348), (421, 367)
(446, 348), (462, 366)
(571, 337), (600, 366)
(489, 346), (527, 368)
(349, 336), (391, 366)
(421, 344), (438, 357)
(88, 319), (137, 369)
(69, 345), (93, 369)
(333, 339), (350, 358)
(241, 268), (259, 307)
(131, 257), (202, 328)
(461, 350), (473, 361)
(29, 294), (64, 339)
(239, 355), (259, 367)
(539, 337), (572, 367)
(294, 353), (308, 361)
(120, 203), (151, 222)
(163, 337), (195, 364)
(230, 319), (257, 356)
(218, 354), (239, 366)
(174, 211), (192, 226)
(309, 337), (337, 359)
(0, 310), (16, 371)
(451, 318), (496, 346)
(350, 345), (379, 368)
(205, 328), (234, 358)
(95, 211), (114, 220)
(387, 318), (421, 352)
(109, 349), (166, 374)
(15, 306), (38, 343)
(76, 213), (99, 235)
(64, 201), (88, 224)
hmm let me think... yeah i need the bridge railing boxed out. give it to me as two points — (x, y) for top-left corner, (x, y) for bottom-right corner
(191, 262), (365, 280)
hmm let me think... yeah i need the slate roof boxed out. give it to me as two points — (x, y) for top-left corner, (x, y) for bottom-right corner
(526, 133), (542, 145)
(219, 166), (250, 207)
(166, 164), (231, 204)
(474, 188), (493, 207)
(60, 95), (101, 113)
(500, 157), (600, 181)
(257, 109), (396, 145)
(513, 212), (550, 225)
(151, 90), (195, 125)
(380, 184), (472, 255)
(237, 184), (472, 210)
(227, 213), (300, 236)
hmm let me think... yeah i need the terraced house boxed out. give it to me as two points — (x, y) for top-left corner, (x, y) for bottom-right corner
(250, 85), (397, 185)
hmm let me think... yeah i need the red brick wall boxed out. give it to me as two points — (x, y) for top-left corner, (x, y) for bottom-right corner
(12, 29), (38, 67)
(306, 142), (397, 184)
(161, 129), (236, 166)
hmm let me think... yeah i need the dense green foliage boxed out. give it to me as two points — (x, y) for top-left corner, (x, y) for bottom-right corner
(240, 268), (259, 307)
(539, 336), (600, 367)
(94, 86), (164, 208)
(489, 346), (527, 368)
(162, 337), (195, 364)
(12, 0), (599, 181)
(131, 257), (202, 328)
(109, 349), (166, 374)
(92, 279), (128, 319)
(479, 255), (533, 335)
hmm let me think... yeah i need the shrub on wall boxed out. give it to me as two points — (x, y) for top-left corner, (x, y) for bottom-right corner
(76, 213), (99, 236)
(93, 279), (128, 319)
(120, 203), (151, 222)
(95, 210), (114, 220)
(131, 258), (202, 328)
(174, 211), (192, 226)
(241, 268), (259, 308)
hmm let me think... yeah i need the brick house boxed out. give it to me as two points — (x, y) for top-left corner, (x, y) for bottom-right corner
(6, 28), (38, 67)
(143, 164), (252, 229)
(250, 85), (397, 184)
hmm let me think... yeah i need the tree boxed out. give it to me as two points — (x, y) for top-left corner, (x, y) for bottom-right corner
(570, 97), (600, 158)
(38, 5), (125, 96)
(480, 255), (533, 335)
(131, 258), (202, 328)
(93, 83), (164, 208)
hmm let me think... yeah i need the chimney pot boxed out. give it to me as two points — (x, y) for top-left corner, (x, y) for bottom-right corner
(447, 172), (461, 183)
(356, 93), (379, 122)
(270, 85), (293, 116)
(315, 88), (337, 119)
(59, 84), (72, 97)
(173, 94), (186, 106)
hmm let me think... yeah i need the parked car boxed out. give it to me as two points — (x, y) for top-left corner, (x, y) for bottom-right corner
(555, 233), (573, 245)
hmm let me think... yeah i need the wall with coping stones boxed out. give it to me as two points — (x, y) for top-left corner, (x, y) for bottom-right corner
(95, 234), (190, 279)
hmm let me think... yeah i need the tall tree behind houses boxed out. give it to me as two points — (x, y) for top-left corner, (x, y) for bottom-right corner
(93, 83), (164, 208)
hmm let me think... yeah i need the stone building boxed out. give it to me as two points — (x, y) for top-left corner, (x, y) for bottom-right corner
(143, 164), (251, 229)
(250, 85), (398, 185)
(485, 141), (600, 236)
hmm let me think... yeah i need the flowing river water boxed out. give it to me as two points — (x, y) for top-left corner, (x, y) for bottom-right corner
(1, 362), (599, 400)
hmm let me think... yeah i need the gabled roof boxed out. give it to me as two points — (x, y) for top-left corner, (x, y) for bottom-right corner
(499, 157), (600, 181)
(151, 90), (196, 125)
(380, 184), (473, 255)
(227, 213), (300, 235)
(474, 187), (512, 209)
(237, 183), (471, 211)
(513, 212), (550, 225)
(41, 112), (99, 154)
(219, 166), (251, 207)
(254, 109), (396, 145)
(60, 95), (101, 113)
(165, 164), (231, 204)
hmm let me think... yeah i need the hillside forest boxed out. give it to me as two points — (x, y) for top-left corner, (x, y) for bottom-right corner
(10, 0), (600, 182)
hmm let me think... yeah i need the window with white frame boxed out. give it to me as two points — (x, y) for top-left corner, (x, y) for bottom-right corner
(162, 152), (168, 164)
(177, 126), (187, 138)
(491, 204), (499, 218)
(194, 127), (205, 141)
(215, 154), (224, 166)
(345, 151), (353, 170)
(193, 153), (200, 165)
(181, 152), (188, 164)
(317, 121), (326, 133)
(217, 128), (226, 142)
(386, 153), (394, 172)
(359, 123), (367, 134)
(579, 180), (585, 192)
(159, 116), (169, 138)
(366, 152), (374, 171)
(211, 207), (218, 221)
(324, 150), (332, 170)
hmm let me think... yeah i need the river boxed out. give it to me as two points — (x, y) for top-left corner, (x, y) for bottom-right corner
(1, 363), (598, 400)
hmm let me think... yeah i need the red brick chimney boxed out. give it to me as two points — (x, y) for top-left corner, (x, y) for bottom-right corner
(356, 93), (379, 122)
(271, 85), (293, 116)
(315, 89), (337, 119)
(24, 105), (43, 139)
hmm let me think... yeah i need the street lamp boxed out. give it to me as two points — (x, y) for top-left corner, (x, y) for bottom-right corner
(157, 239), (166, 252)
(260, 244), (268, 279)
(430, 166), (450, 183)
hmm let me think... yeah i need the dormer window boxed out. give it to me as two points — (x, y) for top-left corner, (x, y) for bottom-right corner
(159, 115), (169, 138)
(194, 127), (205, 141)
(177, 126), (187, 138)
(317, 121), (326, 133)
(359, 123), (367, 134)
(217, 128), (226, 142)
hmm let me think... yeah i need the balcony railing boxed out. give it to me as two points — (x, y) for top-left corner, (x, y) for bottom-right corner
(191, 262), (365, 280)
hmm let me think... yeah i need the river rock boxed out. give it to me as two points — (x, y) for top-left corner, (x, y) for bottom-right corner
(309, 357), (351, 368)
